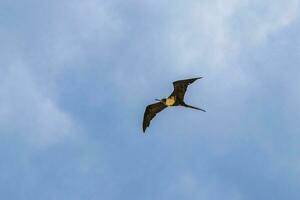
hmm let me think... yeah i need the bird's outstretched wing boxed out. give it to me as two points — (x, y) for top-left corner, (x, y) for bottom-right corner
(143, 102), (167, 132)
(170, 77), (202, 100)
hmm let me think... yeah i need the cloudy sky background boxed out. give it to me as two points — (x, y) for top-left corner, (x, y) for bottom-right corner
(1, 0), (300, 199)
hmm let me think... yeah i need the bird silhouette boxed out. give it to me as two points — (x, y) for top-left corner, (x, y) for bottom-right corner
(143, 77), (205, 132)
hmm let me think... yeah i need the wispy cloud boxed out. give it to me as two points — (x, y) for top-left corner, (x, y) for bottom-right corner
(164, 173), (243, 200)
(44, 0), (126, 66)
(163, 0), (299, 71)
(1, 0), (300, 199)
(0, 62), (78, 148)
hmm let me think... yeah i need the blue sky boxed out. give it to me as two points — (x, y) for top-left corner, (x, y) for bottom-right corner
(1, 0), (300, 199)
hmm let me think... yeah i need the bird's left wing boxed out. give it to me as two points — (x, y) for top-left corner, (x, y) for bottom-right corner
(143, 102), (167, 132)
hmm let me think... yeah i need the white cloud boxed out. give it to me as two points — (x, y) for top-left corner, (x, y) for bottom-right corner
(165, 0), (242, 70)
(0, 61), (79, 148)
(232, 0), (300, 44)
(162, 0), (299, 71)
(164, 173), (243, 200)
(0, 0), (130, 148)
(45, 0), (126, 66)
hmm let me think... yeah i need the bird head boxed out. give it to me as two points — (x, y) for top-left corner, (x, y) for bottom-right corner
(155, 98), (166, 103)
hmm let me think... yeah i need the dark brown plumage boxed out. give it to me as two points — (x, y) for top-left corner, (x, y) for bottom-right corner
(170, 77), (201, 102)
(142, 77), (205, 133)
(143, 102), (167, 132)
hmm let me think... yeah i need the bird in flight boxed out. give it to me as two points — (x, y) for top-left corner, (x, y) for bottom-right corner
(143, 77), (205, 133)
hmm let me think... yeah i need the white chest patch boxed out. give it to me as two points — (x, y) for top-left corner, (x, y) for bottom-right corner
(165, 96), (176, 106)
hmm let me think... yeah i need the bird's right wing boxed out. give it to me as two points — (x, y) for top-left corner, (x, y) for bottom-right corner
(143, 102), (167, 132)
(170, 77), (202, 100)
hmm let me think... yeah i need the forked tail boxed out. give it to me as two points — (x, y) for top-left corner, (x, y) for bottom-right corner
(182, 103), (206, 112)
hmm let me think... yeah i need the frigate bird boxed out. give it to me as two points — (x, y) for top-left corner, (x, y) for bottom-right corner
(143, 77), (205, 132)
